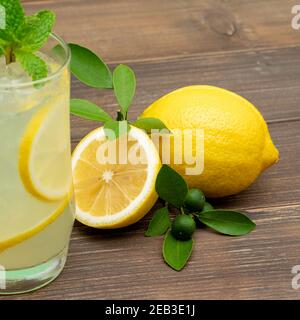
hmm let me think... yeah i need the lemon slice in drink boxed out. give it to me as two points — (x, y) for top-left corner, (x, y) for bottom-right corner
(72, 126), (161, 228)
(19, 99), (72, 201)
(0, 195), (71, 252)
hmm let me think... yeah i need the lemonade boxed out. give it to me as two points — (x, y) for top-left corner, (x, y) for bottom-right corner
(0, 34), (74, 294)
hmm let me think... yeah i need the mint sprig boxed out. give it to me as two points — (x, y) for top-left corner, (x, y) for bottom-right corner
(16, 10), (55, 52)
(0, 0), (55, 81)
(14, 51), (47, 81)
(0, 0), (24, 43)
(68, 44), (169, 140)
(146, 165), (256, 271)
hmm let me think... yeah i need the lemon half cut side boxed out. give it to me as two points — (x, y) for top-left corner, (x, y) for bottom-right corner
(72, 126), (161, 229)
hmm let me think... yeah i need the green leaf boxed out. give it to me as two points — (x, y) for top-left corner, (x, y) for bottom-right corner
(14, 50), (47, 81)
(0, 2), (54, 79)
(113, 64), (136, 118)
(155, 165), (188, 208)
(132, 117), (170, 134)
(16, 11), (55, 52)
(51, 44), (64, 60)
(69, 43), (112, 89)
(197, 210), (256, 236)
(145, 207), (171, 237)
(104, 120), (130, 140)
(163, 231), (193, 271)
(0, 0), (24, 33)
(70, 99), (112, 123)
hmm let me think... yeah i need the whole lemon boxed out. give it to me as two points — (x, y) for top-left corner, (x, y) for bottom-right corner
(141, 85), (279, 198)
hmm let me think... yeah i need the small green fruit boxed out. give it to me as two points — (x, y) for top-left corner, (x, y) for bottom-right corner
(171, 214), (196, 240)
(183, 189), (205, 212)
(195, 202), (214, 228)
(201, 202), (214, 212)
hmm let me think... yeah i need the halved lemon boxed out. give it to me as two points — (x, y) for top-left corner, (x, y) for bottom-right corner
(72, 126), (161, 228)
(19, 99), (72, 201)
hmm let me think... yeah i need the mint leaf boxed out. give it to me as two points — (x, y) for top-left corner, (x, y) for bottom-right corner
(0, 0), (24, 33)
(197, 210), (256, 236)
(104, 120), (130, 140)
(113, 64), (136, 119)
(0, 2), (55, 80)
(69, 43), (112, 89)
(0, 0), (24, 44)
(163, 231), (193, 271)
(14, 50), (47, 81)
(51, 44), (64, 60)
(132, 117), (170, 134)
(155, 165), (188, 208)
(145, 207), (171, 237)
(17, 11), (55, 52)
(70, 99), (112, 123)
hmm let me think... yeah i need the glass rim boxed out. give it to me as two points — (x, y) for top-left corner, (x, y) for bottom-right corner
(0, 33), (71, 89)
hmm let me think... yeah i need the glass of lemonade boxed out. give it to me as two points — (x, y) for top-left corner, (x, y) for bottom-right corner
(0, 34), (74, 294)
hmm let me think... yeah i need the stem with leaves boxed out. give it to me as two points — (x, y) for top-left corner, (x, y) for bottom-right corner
(68, 44), (169, 140)
(145, 165), (256, 271)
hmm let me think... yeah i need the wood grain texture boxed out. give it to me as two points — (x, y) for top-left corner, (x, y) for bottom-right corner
(5, 204), (300, 300)
(1, 0), (298, 300)
(70, 45), (300, 138)
(23, 0), (299, 63)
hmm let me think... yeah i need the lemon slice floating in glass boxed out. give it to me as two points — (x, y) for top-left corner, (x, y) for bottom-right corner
(72, 126), (161, 228)
(19, 99), (72, 201)
(0, 195), (72, 252)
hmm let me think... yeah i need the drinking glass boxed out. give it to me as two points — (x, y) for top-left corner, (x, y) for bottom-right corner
(0, 34), (74, 294)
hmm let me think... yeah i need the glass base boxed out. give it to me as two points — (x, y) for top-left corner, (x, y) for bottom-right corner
(0, 246), (68, 295)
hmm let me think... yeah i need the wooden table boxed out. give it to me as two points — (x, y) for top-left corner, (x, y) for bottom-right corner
(6, 0), (300, 300)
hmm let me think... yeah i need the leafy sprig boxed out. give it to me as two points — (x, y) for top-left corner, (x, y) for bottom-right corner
(69, 44), (169, 139)
(0, 0), (55, 80)
(146, 165), (256, 271)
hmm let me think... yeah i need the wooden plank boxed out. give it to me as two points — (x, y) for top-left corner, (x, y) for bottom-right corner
(24, 0), (299, 63)
(70, 45), (300, 142)
(5, 204), (300, 300)
(9, 0), (299, 301)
